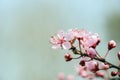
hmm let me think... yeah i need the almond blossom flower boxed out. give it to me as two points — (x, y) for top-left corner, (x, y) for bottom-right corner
(71, 28), (89, 39)
(80, 33), (101, 49)
(50, 31), (71, 50)
(50, 28), (120, 80)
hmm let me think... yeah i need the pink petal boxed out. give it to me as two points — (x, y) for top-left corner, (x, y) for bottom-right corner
(62, 42), (71, 50)
(57, 31), (65, 39)
(50, 36), (58, 44)
(65, 33), (74, 41)
(101, 63), (109, 70)
(52, 44), (61, 49)
(80, 70), (88, 78)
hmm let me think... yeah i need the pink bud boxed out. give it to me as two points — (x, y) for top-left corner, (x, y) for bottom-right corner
(58, 72), (65, 80)
(91, 37), (101, 49)
(108, 40), (116, 50)
(87, 48), (96, 58)
(79, 60), (85, 66)
(111, 71), (117, 76)
(96, 71), (104, 77)
(80, 70), (88, 78)
(64, 53), (72, 61)
(101, 63), (109, 70)
(96, 38), (101, 46)
(86, 61), (99, 72)
(75, 65), (87, 78)
(118, 51), (120, 60)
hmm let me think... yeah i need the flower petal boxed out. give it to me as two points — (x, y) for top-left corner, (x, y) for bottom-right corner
(52, 44), (61, 49)
(62, 42), (71, 50)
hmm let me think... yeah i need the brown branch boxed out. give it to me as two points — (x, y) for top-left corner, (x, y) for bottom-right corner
(70, 47), (120, 70)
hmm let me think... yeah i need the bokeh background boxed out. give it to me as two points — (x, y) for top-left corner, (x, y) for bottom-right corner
(0, 0), (120, 80)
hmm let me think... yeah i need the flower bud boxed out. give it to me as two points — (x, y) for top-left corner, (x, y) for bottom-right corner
(86, 61), (99, 72)
(101, 63), (109, 70)
(87, 48), (96, 58)
(111, 71), (117, 76)
(64, 53), (72, 61)
(108, 40), (116, 50)
(79, 60), (85, 66)
(118, 52), (120, 60)
(96, 71), (104, 78)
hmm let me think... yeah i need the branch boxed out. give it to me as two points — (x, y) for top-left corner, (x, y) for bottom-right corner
(70, 47), (120, 70)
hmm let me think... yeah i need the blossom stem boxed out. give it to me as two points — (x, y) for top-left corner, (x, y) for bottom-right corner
(71, 47), (120, 70)
(78, 39), (82, 54)
(72, 56), (81, 59)
(104, 50), (109, 59)
(95, 49), (102, 59)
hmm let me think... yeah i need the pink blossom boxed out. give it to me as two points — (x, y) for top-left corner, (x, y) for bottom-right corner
(81, 33), (100, 49)
(50, 28), (120, 80)
(62, 42), (71, 50)
(70, 28), (89, 39)
(95, 71), (104, 78)
(50, 31), (71, 49)
(70, 29), (100, 49)
(65, 30), (74, 41)
(108, 40), (116, 50)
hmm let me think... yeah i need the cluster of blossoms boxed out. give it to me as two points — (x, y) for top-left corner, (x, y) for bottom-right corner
(50, 28), (120, 80)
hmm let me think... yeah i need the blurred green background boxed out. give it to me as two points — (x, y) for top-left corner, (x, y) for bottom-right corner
(0, 0), (120, 80)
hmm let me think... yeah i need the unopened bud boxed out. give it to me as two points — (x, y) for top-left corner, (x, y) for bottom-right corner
(111, 71), (117, 76)
(101, 63), (109, 70)
(96, 71), (104, 77)
(79, 60), (85, 66)
(118, 52), (120, 60)
(86, 61), (99, 72)
(87, 48), (96, 59)
(64, 53), (72, 61)
(108, 40), (116, 50)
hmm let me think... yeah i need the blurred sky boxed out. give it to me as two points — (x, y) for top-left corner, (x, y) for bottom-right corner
(0, 0), (120, 80)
